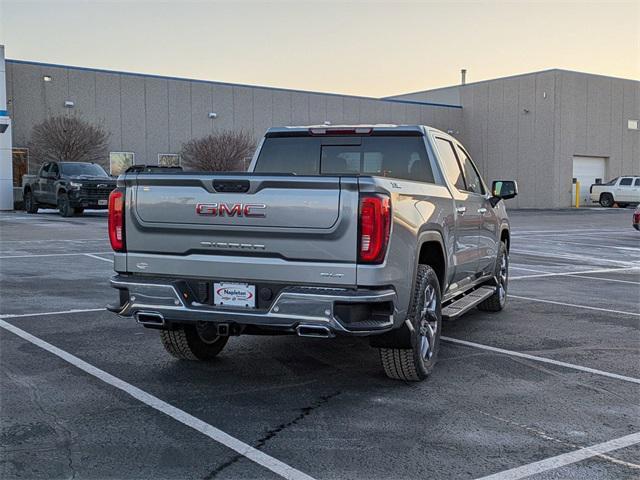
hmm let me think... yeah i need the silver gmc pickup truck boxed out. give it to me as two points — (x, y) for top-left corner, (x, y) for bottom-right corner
(107, 125), (517, 381)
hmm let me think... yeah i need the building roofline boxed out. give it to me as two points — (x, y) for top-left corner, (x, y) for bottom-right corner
(6, 58), (462, 109)
(386, 68), (640, 98)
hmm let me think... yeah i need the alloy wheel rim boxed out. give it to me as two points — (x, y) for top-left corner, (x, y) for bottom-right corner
(418, 284), (438, 360)
(498, 253), (508, 303)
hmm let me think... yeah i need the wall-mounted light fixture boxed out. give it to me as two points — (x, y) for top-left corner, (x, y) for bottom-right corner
(208, 112), (218, 119)
(523, 108), (530, 114)
(43, 75), (53, 82)
(64, 101), (74, 108)
(323, 120), (331, 125)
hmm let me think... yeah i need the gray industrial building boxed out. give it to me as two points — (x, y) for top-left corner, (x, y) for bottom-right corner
(3, 51), (639, 208)
(388, 70), (640, 208)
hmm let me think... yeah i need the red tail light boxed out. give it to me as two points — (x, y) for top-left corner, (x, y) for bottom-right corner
(108, 190), (125, 252)
(359, 194), (391, 264)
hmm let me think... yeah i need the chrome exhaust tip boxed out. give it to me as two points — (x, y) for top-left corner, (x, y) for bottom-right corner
(296, 325), (333, 338)
(135, 311), (165, 326)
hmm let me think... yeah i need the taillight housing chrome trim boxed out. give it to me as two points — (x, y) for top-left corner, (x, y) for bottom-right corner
(108, 189), (125, 252)
(358, 194), (391, 264)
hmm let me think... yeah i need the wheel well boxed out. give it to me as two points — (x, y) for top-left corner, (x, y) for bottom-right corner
(418, 241), (445, 292)
(500, 229), (510, 252)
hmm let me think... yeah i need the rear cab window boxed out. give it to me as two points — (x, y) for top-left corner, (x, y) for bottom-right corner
(619, 177), (633, 186)
(254, 132), (436, 184)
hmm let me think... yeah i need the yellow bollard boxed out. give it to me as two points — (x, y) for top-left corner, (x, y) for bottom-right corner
(575, 180), (580, 208)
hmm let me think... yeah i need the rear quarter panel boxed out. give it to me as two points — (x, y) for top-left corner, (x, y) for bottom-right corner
(357, 176), (455, 321)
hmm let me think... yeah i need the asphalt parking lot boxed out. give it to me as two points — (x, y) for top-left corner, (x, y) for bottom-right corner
(1, 207), (638, 480)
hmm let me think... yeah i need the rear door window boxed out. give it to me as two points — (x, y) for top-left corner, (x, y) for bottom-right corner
(620, 177), (633, 186)
(39, 163), (51, 178)
(434, 138), (466, 191)
(454, 145), (485, 195)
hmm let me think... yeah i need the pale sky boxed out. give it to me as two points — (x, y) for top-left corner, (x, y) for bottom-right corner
(1, 0), (638, 97)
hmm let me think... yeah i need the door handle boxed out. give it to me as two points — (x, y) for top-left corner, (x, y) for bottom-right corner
(456, 206), (466, 215)
(477, 207), (487, 214)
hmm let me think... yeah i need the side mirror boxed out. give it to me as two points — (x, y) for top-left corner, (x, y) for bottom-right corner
(490, 180), (518, 207)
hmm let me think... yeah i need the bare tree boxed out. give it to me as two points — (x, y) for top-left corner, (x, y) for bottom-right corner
(29, 116), (110, 169)
(181, 130), (255, 172)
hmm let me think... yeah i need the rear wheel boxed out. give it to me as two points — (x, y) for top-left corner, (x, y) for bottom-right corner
(58, 194), (74, 217)
(599, 193), (614, 208)
(379, 265), (441, 382)
(478, 241), (508, 312)
(160, 324), (229, 360)
(24, 191), (39, 214)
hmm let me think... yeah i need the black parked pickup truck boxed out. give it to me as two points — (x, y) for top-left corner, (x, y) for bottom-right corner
(22, 161), (116, 217)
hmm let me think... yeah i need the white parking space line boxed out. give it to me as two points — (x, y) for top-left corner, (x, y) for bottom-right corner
(509, 295), (640, 317)
(85, 253), (114, 263)
(441, 337), (640, 384)
(0, 308), (105, 319)
(0, 319), (316, 480)
(511, 266), (640, 280)
(475, 431), (640, 480)
(0, 252), (113, 259)
(510, 266), (551, 274)
(548, 239), (640, 252)
(511, 249), (638, 268)
(562, 274), (640, 285)
(512, 228), (630, 236)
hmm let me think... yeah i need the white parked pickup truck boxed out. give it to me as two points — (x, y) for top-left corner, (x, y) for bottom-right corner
(590, 176), (640, 207)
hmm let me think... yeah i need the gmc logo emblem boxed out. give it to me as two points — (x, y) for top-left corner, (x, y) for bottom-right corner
(196, 203), (266, 218)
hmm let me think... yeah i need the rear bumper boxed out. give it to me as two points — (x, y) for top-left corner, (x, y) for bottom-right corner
(108, 275), (397, 336)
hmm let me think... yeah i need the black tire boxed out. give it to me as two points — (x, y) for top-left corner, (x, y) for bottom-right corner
(24, 190), (39, 214)
(58, 193), (74, 217)
(478, 241), (509, 312)
(160, 324), (229, 360)
(600, 193), (614, 208)
(73, 207), (84, 215)
(379, 265), (442, 382)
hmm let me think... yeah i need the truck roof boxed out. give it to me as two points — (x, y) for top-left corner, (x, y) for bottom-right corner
(265, 124), (428, 135)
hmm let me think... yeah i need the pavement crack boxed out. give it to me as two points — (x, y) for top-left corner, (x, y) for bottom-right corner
(203, 391), (340, 479)
(3, 365), (77, 479)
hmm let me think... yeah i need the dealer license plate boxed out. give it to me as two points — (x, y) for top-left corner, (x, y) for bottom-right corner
(214, 282), (256, 308)
(98, 199), (108, 206)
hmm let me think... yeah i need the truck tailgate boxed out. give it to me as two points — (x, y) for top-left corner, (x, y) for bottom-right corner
(123, 173), (359, 283)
